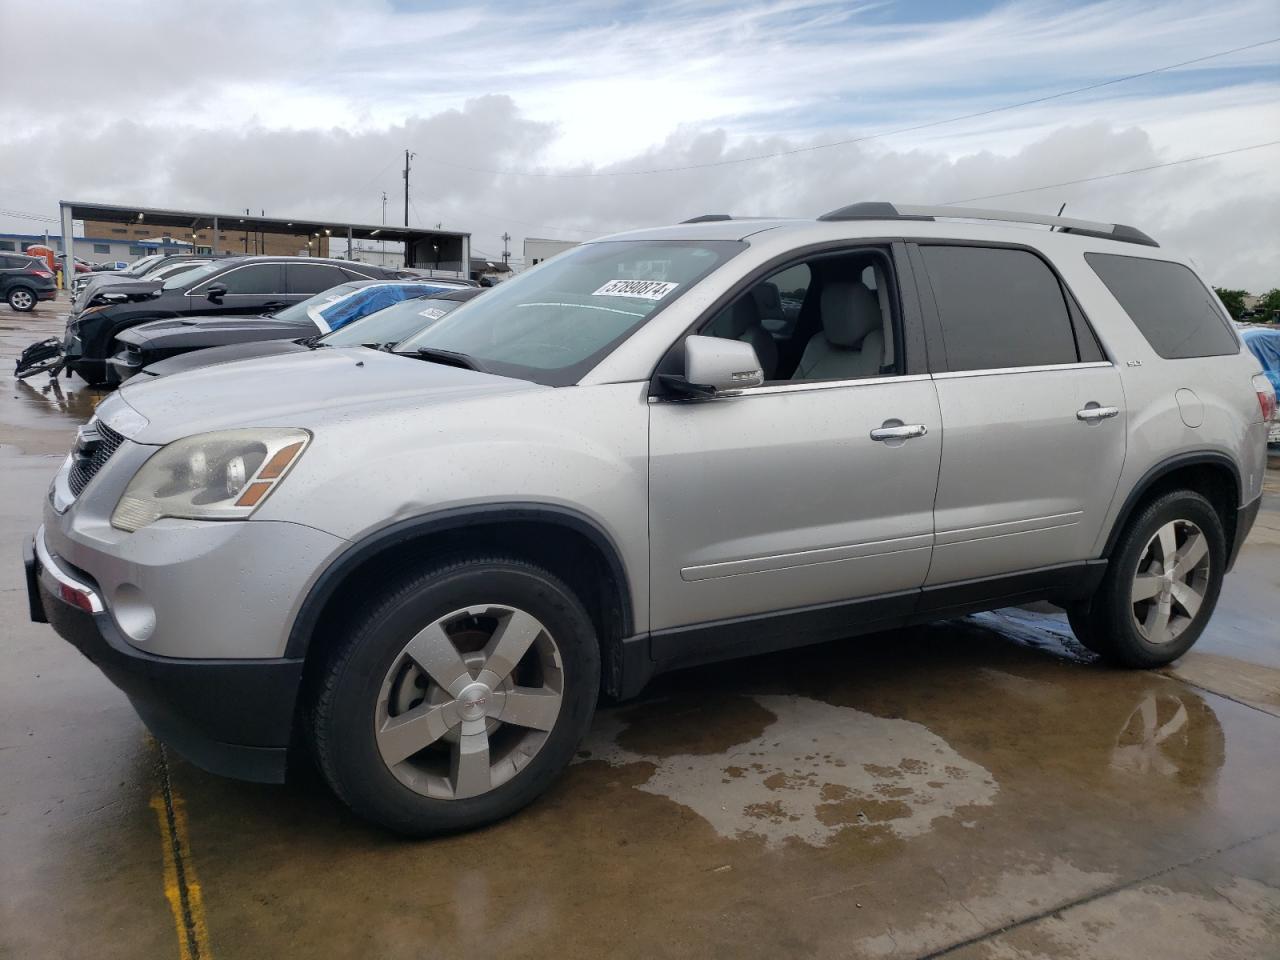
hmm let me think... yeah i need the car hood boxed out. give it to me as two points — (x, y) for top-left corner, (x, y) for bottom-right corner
(117, 314), (313, 348)
(141, 339), (311, 379)
(111, 345), (543, 444)
(79, 278), (163, 310)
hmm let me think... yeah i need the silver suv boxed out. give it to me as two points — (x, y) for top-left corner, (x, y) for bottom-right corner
(25, 203), (1275, 835)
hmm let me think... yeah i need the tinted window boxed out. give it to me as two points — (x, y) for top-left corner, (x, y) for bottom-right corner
(207, 264), (282, 295)
(921, 245), (1078, 371)
(1086, 253), (1238, 359)
(288, 264), (352, 294)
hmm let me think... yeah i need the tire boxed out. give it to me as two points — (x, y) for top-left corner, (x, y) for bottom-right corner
(310, 555), (600, 836)
(1070, 490), (1225, 668)
(7, 286), (37, 312)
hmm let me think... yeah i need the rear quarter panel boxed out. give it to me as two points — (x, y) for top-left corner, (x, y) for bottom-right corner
(1053, 244), (1266, 557)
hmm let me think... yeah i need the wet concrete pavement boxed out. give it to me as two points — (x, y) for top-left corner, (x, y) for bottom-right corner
(2, 301), (1278, 959)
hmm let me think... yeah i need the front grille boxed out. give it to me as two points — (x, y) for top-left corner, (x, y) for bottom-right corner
(68, 422), (126, 497)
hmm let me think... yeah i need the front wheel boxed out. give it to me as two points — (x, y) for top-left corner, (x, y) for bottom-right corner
(8, 286), (36, 311)
(310, 556), (600, 836)
(1070, 490), (1225, 668)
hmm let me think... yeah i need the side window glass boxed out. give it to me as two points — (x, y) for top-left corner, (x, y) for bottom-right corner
(921, 246), (1078, 371)
(698, 251), (901, 383)
(1085, 253), (1237, 359)
(207, 264), (281, 295)
(288, 264), (350, 295)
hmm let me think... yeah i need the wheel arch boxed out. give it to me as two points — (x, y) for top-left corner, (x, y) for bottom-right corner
(1101, 451), (1241, 561)
(288, 503), (636, 695)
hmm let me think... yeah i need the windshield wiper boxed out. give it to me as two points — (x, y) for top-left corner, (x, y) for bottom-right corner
(295, 334), (328, 349)
(414, 347), (486, 372)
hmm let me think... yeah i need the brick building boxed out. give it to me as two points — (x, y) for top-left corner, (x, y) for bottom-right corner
(81, 218), (330, 257)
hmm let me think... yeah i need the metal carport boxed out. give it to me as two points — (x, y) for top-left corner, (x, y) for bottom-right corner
(58, 201), (470, 279)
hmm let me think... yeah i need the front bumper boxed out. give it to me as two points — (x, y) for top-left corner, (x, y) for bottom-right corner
(25, 530), (303, 783)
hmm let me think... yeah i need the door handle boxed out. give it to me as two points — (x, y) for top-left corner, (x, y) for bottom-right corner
(1076, 405), (1119, 423)
(870, 423), (928, 441)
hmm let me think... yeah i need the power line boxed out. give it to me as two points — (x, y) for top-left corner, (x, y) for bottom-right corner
(939, 139), (1280, 205)
(0, 207), (58, 223)
(417, 37), (1280, 179)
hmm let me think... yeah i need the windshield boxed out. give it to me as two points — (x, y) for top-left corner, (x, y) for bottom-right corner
(125, 255), (164, 276)
(270, 282), (365, 324)
(321, 295), (471, 347)
(395, 240), (743, 385)
(163, 260), (228, 290)
(149, 259), (210, 281)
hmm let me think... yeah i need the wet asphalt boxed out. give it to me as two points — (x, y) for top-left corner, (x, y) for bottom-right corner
(1, 298), (1278, 960)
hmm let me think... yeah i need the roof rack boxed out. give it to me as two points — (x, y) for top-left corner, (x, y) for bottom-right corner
(681, 214), (734, 223)
(816, 202), (1158, 247)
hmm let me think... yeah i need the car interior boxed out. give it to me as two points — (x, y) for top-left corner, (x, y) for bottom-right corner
(701, 249), (899, 382)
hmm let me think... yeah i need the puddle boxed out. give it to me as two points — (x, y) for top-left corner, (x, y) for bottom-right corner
(584, 693), (998, 847)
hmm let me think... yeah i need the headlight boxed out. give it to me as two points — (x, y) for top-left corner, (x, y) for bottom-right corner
(111, 428), (310, 532)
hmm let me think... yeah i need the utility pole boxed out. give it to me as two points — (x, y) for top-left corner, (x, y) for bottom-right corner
(402, 150), (415, 227)
(380, 191), (388, 259)
(501, 232), (511, 267)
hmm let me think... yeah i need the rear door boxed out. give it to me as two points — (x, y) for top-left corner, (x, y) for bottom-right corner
(911, 242), (1126, 588)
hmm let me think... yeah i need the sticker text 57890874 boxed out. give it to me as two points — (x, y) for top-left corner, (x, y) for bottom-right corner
(592, 279), (679, 301)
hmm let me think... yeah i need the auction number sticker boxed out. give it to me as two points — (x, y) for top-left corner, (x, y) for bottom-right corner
(592, 279), (679, 300)
(418, 307), (446, 320)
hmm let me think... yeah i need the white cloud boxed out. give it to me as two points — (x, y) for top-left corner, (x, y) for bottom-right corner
(0, 0), (1276, 288)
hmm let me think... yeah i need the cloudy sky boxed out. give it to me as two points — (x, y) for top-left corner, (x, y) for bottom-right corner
(1, 0), (1277, 288)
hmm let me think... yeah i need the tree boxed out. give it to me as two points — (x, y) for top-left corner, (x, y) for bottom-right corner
(1260, 288), (1280, 323)
(1213, 287), (1248, 320)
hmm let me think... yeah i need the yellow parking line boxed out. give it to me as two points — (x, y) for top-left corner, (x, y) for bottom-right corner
(149, 742), (214, 960)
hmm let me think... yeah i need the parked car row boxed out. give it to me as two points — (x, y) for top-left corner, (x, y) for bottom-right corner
(112, 280), (481, 381)
(61, 255), (429, 384)
(22, 203), (1274, 840)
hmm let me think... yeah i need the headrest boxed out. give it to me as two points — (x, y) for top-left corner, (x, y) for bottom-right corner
(819, 281), (881, 347)
(723, 294), (761, 338)
(750, 282), (784, 323)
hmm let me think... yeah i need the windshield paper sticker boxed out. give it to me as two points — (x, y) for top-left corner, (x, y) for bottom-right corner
(592, 279), (678, 300)
(418, 307), (446, 320)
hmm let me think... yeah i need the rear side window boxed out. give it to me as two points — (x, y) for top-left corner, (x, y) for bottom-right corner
(920, 245), (1079, 371)
(288, 263), (352, 294)
(1086, 253), (1238, 359)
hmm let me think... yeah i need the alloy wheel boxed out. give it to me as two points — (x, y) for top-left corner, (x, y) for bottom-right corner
(1130, 519), (1210, 646)
(10, 289), (34, 310)
(374, 604), (564, 800)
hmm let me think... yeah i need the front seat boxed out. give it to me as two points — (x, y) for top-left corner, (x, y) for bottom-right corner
(794, 281), (883, 380)
(721, 293), (778, 380)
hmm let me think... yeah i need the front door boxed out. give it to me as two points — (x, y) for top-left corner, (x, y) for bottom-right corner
(647, 245), (942, 654)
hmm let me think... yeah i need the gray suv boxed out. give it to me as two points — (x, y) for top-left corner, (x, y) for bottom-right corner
(25, 203), (1274, 835)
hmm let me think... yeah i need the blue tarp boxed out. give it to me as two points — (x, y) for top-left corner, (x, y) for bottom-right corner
(1241, 327), (1280, 392)
(319, 283), (458, 332)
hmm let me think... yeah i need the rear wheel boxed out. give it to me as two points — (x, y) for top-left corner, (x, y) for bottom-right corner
(310, 556), (600, 835)
(7, 286), (36, 311)
(1070, 490), (1225, 667)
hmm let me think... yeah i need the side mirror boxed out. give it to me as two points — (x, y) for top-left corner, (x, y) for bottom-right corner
(205, 283), (228, 304)
(659, 335), (764, 399)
